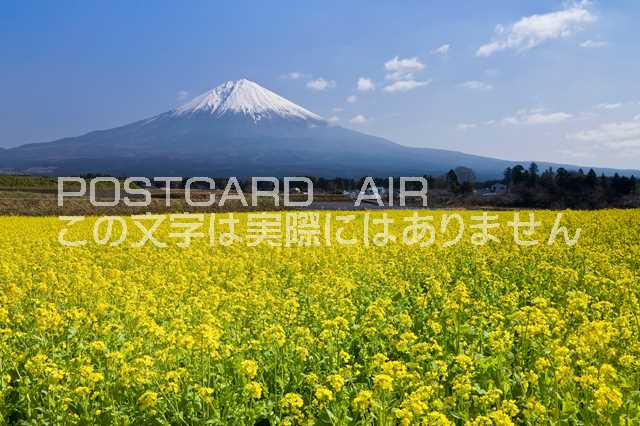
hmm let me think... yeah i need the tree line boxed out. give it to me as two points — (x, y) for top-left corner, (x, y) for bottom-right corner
(500, 163), (637, 208)
(75, 165), (638, 209)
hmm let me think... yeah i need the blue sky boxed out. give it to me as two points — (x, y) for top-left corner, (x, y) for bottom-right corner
(1, 0), (639, 169)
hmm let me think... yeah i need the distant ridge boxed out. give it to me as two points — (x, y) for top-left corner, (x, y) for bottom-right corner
(1, 79), (637, 179)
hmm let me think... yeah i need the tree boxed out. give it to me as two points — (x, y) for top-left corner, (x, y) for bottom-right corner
(528, 162), (539, 187)
(611, 174), (634, 196)
(503, 167), (513, 187)
(446, 169), (460, 193)
(611, 173), (622, 195)
(540, 167), (555, 190)
(460, 181), (475, 194)
(556, 168), (570, 189)
(511, 165), (527, 185)
(454, 167), (476, 184)
(599, 173), (608, 189)
(585, 169), (597, 188)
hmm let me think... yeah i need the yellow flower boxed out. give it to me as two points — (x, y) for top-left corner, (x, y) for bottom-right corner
(280, 392), (304, 413)
(163, 381), (180, 394)
(425, 411), (454, 426)
(352, 390), (373, 412)
(240, 360), (258, 379)
(339, 350), (351, 362)
(594, 385), (623, 411)
(314, 386), (333, 404)
(371, 353), (388, 368)
(454, 354), (473, 369)
(489, 410), (515, 426)
(195, 385), (214, 404)
(305, 373), (319, 385)
(452, 373), (473, 399)
(554, 365), (572, 386)
(488, 329), (513, 353)
(500, 399), (519, 417)
(45, 367), (65, 384)
(535, 357), (551, 371)
(244, 381), (262, 399)
(524, 398), (546, 419)
(394, 407), (413, 426)
(79, 365), (103, 384)
(599, 363), (617, 383)
(373, 374), (393, 392)
(90, 340), (107, 352)
(74, 386), (91, 397)
(137, 390), (159, 410)
(295, 346), (309, 360)
(327, 374), (344, 392)
(428, 321), (442, 334)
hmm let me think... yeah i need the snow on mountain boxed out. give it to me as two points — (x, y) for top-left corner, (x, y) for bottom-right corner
(173, 79), (323, 122)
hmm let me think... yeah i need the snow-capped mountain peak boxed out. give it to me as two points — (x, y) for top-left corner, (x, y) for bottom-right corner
(173, 79), (323, 122)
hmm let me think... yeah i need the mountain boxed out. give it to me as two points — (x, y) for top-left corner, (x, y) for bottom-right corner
(0, 79), (636, 179)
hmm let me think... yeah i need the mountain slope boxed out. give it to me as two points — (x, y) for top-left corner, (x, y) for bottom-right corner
(0, 79), (636, 179)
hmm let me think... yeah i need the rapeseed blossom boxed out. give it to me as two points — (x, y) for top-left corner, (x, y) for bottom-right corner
(0, 210), (638, 424)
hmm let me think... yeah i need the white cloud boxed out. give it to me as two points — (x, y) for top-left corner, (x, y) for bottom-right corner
(346, 95), (357, 103)
(576, 111), (598, 121)
(176, 90), (189, 101)
(381, 56), (430, 93)
(568, 120), (640, 148)
(580, 40), (608, 48)
(501, 116), (520, 125)
(484, 68), (500, 78)
(595, 103), (623, 110)
(350, 114), (368, 124)
(457, 123), (477, 131)
(306, 78), (336, 91)
(524, 112), (573, 125)
(431, 44), (450, 55)
(327, 116), (340, 125)
(357, 77), (375, 92)
(476, 2), (596, 57)
(383, 79), (431, 93)
(501, 109), (573, 125)
(281, 71), (308, 80)
(635, 114), (640, 121)
(384, 56), (425, 81)
(459, 81), (494, 91)
(332, 107), (344, 113)
(459, 109), (572, 130)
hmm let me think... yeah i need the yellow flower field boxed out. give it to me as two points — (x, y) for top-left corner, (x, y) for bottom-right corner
(0, 210), (639, 425)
